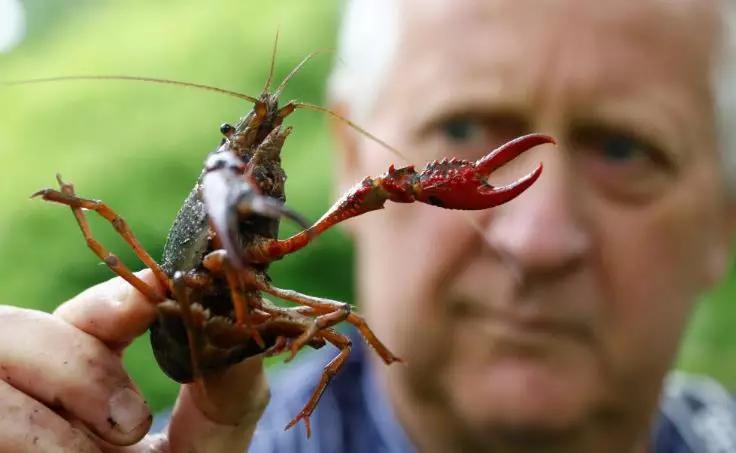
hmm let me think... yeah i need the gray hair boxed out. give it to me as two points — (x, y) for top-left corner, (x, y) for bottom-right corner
(327, 0), (401, 122)
(330, 0), (736, 195)
(0, 0), (25, 53)
(716, 0), (736, 194)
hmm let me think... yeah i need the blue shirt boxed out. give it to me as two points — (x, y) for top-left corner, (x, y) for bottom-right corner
(153, 331), (736, 452)
(248, 331), (414, 453)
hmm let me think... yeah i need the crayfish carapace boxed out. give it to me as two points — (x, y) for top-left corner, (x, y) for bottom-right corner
(27, 44), (553, 437)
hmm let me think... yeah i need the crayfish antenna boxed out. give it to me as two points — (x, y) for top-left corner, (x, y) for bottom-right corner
(293, 101), (410, 162)
(257, 44), (408, 164)
(2, 75), (260, 104)
(262, 28), (280, 93)
(272, 48), (333, 98)
(3, 61), (408, 165)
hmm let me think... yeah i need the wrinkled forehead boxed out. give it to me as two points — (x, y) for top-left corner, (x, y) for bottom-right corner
(395, 0), (720, 110)
(401, 0), (719, 50)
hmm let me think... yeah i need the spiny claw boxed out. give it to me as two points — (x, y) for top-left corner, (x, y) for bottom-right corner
(411, 133), (553, 210)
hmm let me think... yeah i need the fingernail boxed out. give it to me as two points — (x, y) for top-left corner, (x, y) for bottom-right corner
(108, 387), (150, 434)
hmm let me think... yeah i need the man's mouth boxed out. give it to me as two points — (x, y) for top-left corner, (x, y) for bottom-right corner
(449, 299), (596, 352)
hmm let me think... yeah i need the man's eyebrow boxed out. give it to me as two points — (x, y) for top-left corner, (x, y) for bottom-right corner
(411, 103), (532, 137)
(570, 100), (689, 163)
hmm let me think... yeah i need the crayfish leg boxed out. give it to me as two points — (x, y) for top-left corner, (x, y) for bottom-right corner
(203, 249), (267, 348)
(259, 283), (402, 365)
(284, 329), (352, 438)
(253, 296), (344, 363)
(172, 271), (203, 381)
(280, 301), (349, 363)
(223, 266), (266, 349)
(32, 176), (168, 302)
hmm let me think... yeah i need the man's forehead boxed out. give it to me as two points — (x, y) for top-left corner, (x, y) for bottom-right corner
(399, 0), (719, 42)
(393, 0), (720, 103)
(363, 0), (723, 164)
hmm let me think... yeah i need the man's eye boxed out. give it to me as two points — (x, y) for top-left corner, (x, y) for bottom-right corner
(431, 115), (528, 161)
(572, 127), (676, 202)
(441, 118), (485, 143)
(578, 130), (665, 168)
(600, 135), (645, 163)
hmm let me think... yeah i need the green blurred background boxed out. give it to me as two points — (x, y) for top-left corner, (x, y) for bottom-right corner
(0, 0), (734, 412)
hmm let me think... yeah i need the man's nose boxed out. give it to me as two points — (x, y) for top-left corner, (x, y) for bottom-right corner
(485, 148), (590, 280)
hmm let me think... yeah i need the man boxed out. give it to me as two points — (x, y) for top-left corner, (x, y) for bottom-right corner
(1, 0), (735, 452)
(250, 0), (736, 451)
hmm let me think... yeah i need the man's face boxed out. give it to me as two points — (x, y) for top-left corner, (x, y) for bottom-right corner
(336, 0), (733, 448)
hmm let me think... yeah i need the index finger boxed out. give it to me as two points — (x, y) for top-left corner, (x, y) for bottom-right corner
(54, 270), (163, 351)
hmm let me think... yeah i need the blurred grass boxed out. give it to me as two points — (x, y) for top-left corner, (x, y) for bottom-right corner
(0, 0), (734, 413)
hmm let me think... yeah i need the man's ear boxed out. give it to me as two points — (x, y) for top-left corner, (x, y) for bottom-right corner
(329, 101), (363, 217)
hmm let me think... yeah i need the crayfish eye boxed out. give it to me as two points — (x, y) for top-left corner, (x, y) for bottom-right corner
(220, 123), (235, 137)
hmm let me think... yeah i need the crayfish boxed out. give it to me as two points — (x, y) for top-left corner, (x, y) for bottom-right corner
(26, 46), (552, 436)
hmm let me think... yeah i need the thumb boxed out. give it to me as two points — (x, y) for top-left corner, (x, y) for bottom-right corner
(54, 270), (160, 351)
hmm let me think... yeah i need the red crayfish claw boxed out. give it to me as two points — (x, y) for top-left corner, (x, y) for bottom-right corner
(410, 133), (554, 210)
(241, 133), (554, 263)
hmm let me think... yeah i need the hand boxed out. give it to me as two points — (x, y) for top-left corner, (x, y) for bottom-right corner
(0, 270), (270, 453)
